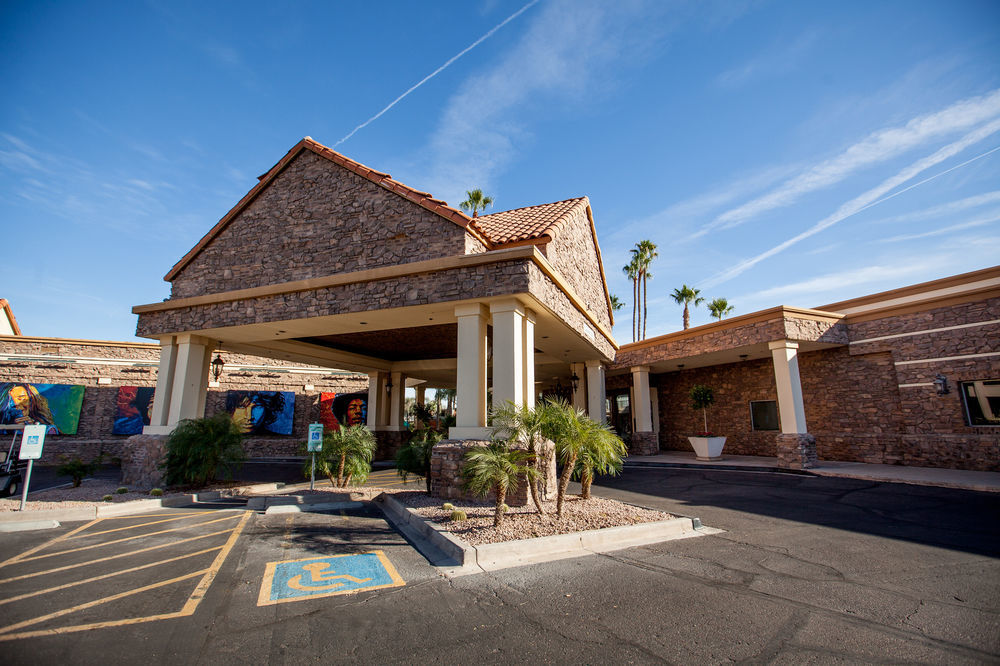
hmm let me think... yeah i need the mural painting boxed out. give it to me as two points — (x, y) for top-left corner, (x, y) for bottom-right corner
(0, 382), (85, 434)
(318, 392), (368, 431)
(225, 390), (295, 435)
(112, 386), (156, 435)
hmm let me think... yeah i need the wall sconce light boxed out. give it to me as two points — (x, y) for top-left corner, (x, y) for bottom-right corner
(211, 352), (226, 382)
(570, 373), (580, 392)
(385, 377), (393, 394)
(933, 374), (950, 395)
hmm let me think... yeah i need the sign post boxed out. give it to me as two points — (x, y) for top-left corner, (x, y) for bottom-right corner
(18, 424), (47, 511)
(307, 423), (323, 491)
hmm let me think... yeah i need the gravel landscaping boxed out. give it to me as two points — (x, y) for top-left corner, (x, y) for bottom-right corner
(0, 478), (241, 512)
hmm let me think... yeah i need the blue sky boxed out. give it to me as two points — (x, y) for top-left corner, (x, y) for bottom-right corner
(2, 0), (998, 344)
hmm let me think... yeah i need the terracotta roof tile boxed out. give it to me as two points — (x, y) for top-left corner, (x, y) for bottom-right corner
(471, 197), (589, 245)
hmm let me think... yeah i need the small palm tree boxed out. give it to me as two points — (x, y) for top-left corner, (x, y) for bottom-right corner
(460, 189), (494, 218)
(490, 401), (550, 514)
(708, 297), (735, 320)
(671, 284), (705, 330)
(574, 419), (627, 499)
(610, 294), (625, 313)
(462, 442), (537, 527)
(538, 399), (593, 517)
(395, 427), (442, 492)
(315, 425), (376, 487)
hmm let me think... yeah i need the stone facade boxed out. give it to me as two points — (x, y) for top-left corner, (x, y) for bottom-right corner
(120, 434), (168, 489)
(544, 205), (612, 332)
(170, 151), (472, 299)
(629, 431), (658, 456)
(526, 262), (616, 360)
(429, 439), (557, 507)
(776, 433), (817, 470)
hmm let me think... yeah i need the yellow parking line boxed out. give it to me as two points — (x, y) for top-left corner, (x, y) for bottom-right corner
(18, 513), (242, 563)
(99, 512), (204, 520)
(181, 511), (251, 613)
(0, 568), (209, 638)
(67, 513), (205, 539)
(0, 518), (101, 568)
(0, 546), (223, 606)
(0, 528), (238, 585)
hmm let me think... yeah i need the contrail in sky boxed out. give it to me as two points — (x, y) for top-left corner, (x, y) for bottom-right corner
(335, 0), (541, 147)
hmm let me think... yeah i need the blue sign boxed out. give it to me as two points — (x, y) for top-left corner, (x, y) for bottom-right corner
(257, 551), (404, 606)
(307, 423), (323, 452)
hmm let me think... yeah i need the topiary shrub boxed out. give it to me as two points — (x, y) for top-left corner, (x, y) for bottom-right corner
(149, 488), (164, 497)
(163, 412), (246, 487)
(450, 510), (467, 522)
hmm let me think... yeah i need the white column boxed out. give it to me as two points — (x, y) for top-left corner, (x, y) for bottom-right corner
(585, 360), (606, 423)
(570, 362), (587, 412)
(490, 300), (525, 409)
(450, 303), (490, 440)
(769, 340), (808, 434)
(145, 336), (177, 434)
(631, 366), (653, 432)
(650, 387), (660, 433)
(523, 309), (536, 409)
(366, 372), (382, 429)
(415, 385), (426, 406)
(387, 371), (406, 429)
(166, 334), (212, 425)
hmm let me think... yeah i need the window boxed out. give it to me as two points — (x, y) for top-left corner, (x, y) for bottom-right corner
(750, 400), (779, 431)
(960, 379), (1000, 426)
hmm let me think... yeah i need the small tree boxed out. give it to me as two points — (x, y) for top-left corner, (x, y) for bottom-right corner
(490, 401), (550, 514)
(395, 427), (442, 492)
(313, 425), (376, 487)
(461, 442), (536, 527)
(573, 420), (627, 500)
(163, 412), (245, 487)
(56, 456), (98, 488)
(689, 385), (716, 435)
(538, 399), (593, 518)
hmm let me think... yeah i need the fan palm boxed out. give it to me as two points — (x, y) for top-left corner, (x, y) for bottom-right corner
(623, 259), (640, 342)
(462, 442), (537, 527)
(459, 189), (494, 218)
(708, 297), (735, 320)
(610, 294), (625, 312)
(632, 240), (658, 340)
(490, 401), (550, 514)
(574, 419), (627, 499)
(671, 284), (704, 330)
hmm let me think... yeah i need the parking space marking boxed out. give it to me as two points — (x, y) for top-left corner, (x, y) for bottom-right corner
(18, 512), (243, 563)
(66, 512), (203, 539)
(0, 510), (251, 641)
(0, 518), (101, 567)
(257, 550), (404, 606)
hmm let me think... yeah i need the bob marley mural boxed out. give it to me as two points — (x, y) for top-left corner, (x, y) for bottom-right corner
(0, 383), (85, 435)
(318, 391), (368, 432)
(224, 390), (295, 435)
(112, 386), (156, 435)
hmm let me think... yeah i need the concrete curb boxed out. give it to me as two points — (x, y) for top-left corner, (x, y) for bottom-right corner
(265, 501), (364, 514)
(0, 519), (61, 532)
(377, 493), (707, 574)
(624, 460), (815, 476)
(0, 490), (225, 524)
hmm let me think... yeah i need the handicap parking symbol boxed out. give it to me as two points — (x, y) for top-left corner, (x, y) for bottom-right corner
(258, 551), (404, 606)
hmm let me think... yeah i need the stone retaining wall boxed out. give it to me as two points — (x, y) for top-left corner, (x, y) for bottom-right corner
(120, 434), (168, 489)
(429, 439), (557, 507)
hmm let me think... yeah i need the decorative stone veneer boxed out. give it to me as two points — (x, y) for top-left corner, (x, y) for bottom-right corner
(429, 439), (557, 506)
(170, 151), (471, 299)
(374, 430), (409, 462)
(544, 205), (612, 331)
(120, 434), (168, 489)
(776, 433), (817, 469)
(629, 431), (658, 456)
(525, 262), (616, 359)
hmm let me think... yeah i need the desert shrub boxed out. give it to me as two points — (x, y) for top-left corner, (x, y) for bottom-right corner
(395, 428), (442, 492)
(163, 412), (245, 487)
(102, 494), (113, 502)
(116, 486), (128, 494)
(56, 457), (97, 488)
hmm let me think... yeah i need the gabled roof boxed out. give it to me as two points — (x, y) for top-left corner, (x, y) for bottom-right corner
(471, 197), (588, 245)
(0, 299), (22, 336)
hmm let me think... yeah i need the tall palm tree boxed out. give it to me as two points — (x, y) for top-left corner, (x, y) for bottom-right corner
(490, 401), (550, 514)
(708, 297), (735, 320)
(623, 259), (640, 342)
(461, 442), (536, 527)
(634, 240), (658, 339)
(574, 419), (627, 499)
(459, 189), (494, 218)
(671, 284), (704, 330)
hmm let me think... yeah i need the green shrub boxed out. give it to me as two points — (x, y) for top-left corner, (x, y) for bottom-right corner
(102, 494), (113, 502)
(396, 428), (442, 492)
(450, 510), (467, 522)
(305, 425), (376, 487)
(163, 412), (245, 487)
(116, 487), (128, 494)
(56, 457), (97, 488)
(149, 488), (164, 497)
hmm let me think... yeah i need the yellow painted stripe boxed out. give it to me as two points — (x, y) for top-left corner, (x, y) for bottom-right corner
(67, 513), (206, 539)
(179, 511), (251, 614)
(0, 546), (222, 606)
(0, 518), (101, 568)
(0, 569), (208, 637)
(99, 511), (203, 521)
(0, 528), (238, 585)
(0, 611), (187, 641)
(18, 513), (242, 563)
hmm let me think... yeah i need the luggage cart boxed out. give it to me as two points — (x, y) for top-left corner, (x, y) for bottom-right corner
(0, 425), (26, 497)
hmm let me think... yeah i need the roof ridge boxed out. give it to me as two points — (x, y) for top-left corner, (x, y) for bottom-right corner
(476, 196), (588, 220)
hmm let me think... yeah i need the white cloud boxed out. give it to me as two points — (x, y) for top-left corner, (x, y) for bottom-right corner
(878, 210), (1000, 242)
(716, 31), (818, 89)
(751, 263), (929, 302)
(871, 190), (1000, 225)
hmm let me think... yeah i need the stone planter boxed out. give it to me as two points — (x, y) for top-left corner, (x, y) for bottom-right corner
(687, 436), (726, 461)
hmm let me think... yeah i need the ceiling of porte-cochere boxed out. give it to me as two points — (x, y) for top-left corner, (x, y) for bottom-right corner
(296, 323), (464, 362)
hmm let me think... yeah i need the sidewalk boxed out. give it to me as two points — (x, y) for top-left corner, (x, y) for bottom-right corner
(625, 450), (1000, 493)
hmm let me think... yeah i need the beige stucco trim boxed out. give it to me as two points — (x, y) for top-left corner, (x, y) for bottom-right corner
(0, 334), (160, 350)
(617, 306), (844, 353)
(0, 300), (21, 336)
(841, 286), (1000, 324)
(528, 249), (619, 350)
(817, 265), (1000, 313)
(583, 204), (616, 329)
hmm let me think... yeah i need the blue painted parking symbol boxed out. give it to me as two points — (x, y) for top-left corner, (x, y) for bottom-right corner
(258, 551), (404, 606)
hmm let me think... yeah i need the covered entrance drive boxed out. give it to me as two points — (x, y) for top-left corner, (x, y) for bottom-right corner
(132, 137), (617, 455)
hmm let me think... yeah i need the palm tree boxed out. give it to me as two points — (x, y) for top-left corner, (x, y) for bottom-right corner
(635, 240), (658, 339)
(314, 425), (376, 487)
(538, 399), (591, 517)
(610, 294), (625, 313)
(623, 259), (640, 342)
(461, 442), (537, 527)
(671, 284), (704, 330)
(574, 419), (627, 499)
(395, 427), (442, 493)
(490, 401), (550, 514)
(708, 297), (735, 320)
(459, 189), (494, 218)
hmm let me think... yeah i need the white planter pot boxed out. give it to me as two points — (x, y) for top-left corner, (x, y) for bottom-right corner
(687, 436), (726, 461)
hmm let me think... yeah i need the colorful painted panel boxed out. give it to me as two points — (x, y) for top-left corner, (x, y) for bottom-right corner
(113, 386), (156, 435)
(319, 391), (368, 431)
(0, 383), (85, 435)
(225, 390), (295, 435)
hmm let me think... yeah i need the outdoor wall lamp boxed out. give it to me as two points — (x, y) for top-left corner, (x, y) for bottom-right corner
(210, 352), (226, 382)
(385, 377), (393, 394)
(570, 373), (580, 392)
(933, 374), (950, 395)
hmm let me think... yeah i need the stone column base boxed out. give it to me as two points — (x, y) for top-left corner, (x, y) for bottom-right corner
(776, 433), (817, 470)
(121, 434), (169, 489)
(629, 431), (659, 456)
(429, 439), (557, 506)
(374, 430), (409, 462)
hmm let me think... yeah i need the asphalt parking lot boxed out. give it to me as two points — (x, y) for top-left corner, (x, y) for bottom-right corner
(1, 468), (997, 664)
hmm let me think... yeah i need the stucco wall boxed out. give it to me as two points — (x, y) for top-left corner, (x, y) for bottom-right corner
(170, 150), (472, 299)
